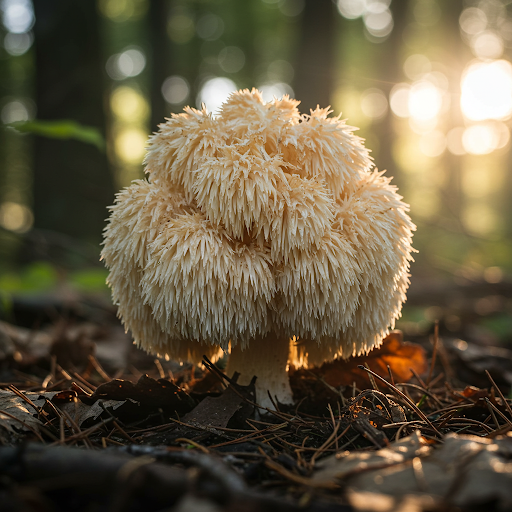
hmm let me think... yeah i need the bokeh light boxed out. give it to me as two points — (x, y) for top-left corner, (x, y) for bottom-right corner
(115, 128), (147, 164)
(1, 99), (33, 123)
(360, 88), (388, 120)
(462, 122), (510, 155)
(461, 60), (512, 121)
(1, 0), (34, 34)
(403, 54), (431, 80)
(218, 46), (245, 74)
(106, 47), (146, 80)
(364, 2), (393, 39)
(259, 82), (294, 103)
(196, 13), (224, 41)
(337, 0), (365, 19)
(389, 83), (410, 118)
(408, 80), (443, 122)
(98, 0), (148, 22)
(197, 77), (237, 114)
(161, 76), (190, 105)
(484, 266), (503, 284)
(110, 86), (149, 122)
(471, 31), (504, 59)
(459, 7), (487, 37)
(0, 201), (33, 233)
(3, 31), (32, 55)
(337, 0), (393, 41)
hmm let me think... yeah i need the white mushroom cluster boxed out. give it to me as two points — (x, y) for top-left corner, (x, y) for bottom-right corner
(102, 89), (415, 408)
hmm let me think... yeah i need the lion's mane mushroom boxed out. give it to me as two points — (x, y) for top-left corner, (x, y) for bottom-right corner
(102, 89), (415, 409)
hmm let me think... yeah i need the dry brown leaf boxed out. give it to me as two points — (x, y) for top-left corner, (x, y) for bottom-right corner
(91, 374), (196, 415)
(314, 331), (427, 389)
(341, 433), (512, 511)
(460, 385), (490, 400)
(0, 390), (57, 440)
(182, 384), (251, 430)
(313, 431), (430, 484)
(59, 399), (126, 427)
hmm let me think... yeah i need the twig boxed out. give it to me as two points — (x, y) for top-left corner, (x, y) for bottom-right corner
(175, 438), (209, 453)
(387, 364), (395, 386)
(263, 455), (339, 489)
(485, 398), (501, 429)
(154, 359), (165, 380)
(427, 321), (439, 386)
(485, 398), (512, 427)
(485, 370), (512, 419)
(88, 355), (111, 382)
(8, 385), (46, 419)
(395, 383), (444, 407)
(364, 363), (379, 391)
(71, 372), (96, 393)
(357, 365), (442, 437)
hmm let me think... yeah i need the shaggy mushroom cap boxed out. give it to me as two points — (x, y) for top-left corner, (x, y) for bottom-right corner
(102, 88), (415, 409)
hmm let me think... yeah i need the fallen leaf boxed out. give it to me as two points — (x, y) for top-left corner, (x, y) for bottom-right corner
(0, 392), (43, 434)
(347, 491), (436, 512)
(447, 338), (512, 387)
(316, 431), (512, 511)
(59, 399), (126, 427)
(313, 430), (430, 484)
(313, 331), (427, 389)
(182, 382), (254, 430)
(0, 390), (57, 438)
(91, 374), (196, 415)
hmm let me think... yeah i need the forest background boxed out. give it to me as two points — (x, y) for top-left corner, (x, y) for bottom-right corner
(1, 0), (511, 346)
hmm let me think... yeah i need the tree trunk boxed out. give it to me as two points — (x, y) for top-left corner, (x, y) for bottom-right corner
(376, 0), (411, 189)
(292, 0), (337, 112)
(32, 0), (114, 245)
(149, 0), (173, 133)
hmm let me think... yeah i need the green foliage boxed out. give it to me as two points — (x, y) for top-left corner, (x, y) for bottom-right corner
(6, 120), (105, 151)
(479, 314), (512, 344)
(0, 262), (109, 321)
(69, 268), (109, 293)
(0, 261), (59, 294)
(0, 262), (108, 296)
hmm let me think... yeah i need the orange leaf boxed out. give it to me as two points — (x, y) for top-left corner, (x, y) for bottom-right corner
(313, 331), (427, 389)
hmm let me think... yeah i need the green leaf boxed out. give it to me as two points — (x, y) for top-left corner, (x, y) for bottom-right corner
(7, 119), (105, 151)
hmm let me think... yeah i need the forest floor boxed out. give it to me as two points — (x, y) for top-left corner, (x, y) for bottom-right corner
(1, 278), (512, 512)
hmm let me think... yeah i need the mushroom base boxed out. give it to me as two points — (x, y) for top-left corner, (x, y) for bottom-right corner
(226, 334), (293, 409)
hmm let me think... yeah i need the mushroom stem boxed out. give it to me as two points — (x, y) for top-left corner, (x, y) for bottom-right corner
(226, 333), (293, 409)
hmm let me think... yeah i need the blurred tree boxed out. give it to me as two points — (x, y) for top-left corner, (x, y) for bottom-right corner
(149, 0), (173, 133)
(441, 0), (466, 225)
(376, 0), (411, 191)
(293, 0), (337, 112)
(32, 0), (114, 245)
